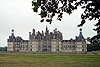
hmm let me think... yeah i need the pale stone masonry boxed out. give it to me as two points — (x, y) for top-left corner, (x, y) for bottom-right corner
(7, 26), (87, 52)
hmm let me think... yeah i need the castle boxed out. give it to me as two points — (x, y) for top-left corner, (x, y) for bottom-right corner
(7, 26), (87, 52)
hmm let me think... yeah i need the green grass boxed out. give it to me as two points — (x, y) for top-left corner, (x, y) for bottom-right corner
(0, 54), (100, 67)
(95, 50), (100, 54)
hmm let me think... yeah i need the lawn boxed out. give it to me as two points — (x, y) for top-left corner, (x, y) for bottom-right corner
(0, 54), (100, 67)
(95, 50), (100, 54)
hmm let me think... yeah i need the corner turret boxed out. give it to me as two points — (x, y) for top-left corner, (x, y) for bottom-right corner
(7, 29), (15, 42)
(11, 29), (14, 36)
(75, 28), (85, 42)
(79, 28), (84, 40)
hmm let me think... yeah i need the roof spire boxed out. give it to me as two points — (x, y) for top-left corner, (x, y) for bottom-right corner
(78, 28), (84, 41)
(46, 25), (48, 31)
(80, 28), (82, 35)
(11, 29), (14, 36)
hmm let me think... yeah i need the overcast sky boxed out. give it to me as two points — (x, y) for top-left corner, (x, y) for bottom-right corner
(0, 0), (96, 47)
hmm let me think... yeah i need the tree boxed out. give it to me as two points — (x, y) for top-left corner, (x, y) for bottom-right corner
(87, 37), (100, 51)
(0, 47), (7, 51)
(32, 0), (100, 45)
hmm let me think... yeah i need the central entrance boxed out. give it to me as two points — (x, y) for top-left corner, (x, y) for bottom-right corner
(42, 49), (47, 52)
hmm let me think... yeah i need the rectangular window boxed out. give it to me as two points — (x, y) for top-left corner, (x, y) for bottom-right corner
(82, 49), (84, 51)
(58, 45), (59, 47)
(73, 45), (75, 47)
(43, 45), (47, 48)
(38, 45), (40, 47)
(56, 49), (59, 51)
(48, 45), (51, 48)
(68, 45), (69, 48)
(70, 45), (71, 48)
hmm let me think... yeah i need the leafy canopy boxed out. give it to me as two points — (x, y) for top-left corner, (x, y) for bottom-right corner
(32, 0), (100, 45)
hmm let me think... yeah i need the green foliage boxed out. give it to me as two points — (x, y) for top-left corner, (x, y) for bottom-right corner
(32, 6), (38, 12)
(87, 37), (100, 51)
(0, 47), (7, 51)
(32, 0), (100, 45)
(0, 54), (100, 67)
(95, 50), (100, 54)
(87, 44), (100, 51)
(32, 0), (100, 24)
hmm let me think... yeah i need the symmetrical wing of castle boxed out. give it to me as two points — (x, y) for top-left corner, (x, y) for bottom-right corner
(7, 26), (87, 52)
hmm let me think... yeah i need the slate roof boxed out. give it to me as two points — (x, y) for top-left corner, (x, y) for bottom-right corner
(8, 28), (85, 43)
(62, 28), (85, 42)
(8, 33), (28, 42)
(61, 40), (76, 42)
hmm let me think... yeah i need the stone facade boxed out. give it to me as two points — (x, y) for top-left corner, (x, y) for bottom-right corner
(7, 26), (87, 52)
